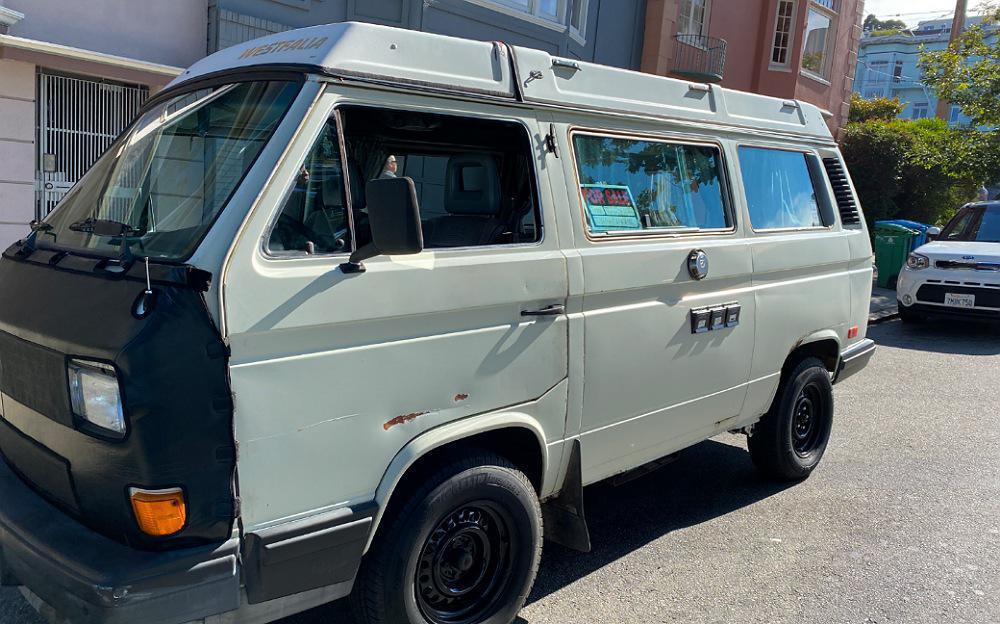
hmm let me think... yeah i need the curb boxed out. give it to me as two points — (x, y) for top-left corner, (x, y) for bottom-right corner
(869, 310), (899, 325)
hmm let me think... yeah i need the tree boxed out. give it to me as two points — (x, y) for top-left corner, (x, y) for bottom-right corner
(863, 14), (908, 32)
(848, 93), (905, 122)
(919, 7), (1000, 127)
(840, 117), (991, 227)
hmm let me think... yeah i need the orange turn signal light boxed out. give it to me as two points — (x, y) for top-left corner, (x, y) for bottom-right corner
(848, 325), (860, 339)
(130, 488), (186, 537)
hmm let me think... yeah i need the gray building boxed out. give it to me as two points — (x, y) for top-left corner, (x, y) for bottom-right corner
(0, 0), (645, 249)
(209, 0), (647, 71)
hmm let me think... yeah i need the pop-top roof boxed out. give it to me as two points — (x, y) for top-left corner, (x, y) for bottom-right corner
(170, 22), (834, 142)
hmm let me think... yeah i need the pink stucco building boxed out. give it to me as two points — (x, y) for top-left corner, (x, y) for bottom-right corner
(641, 0), (864, 137)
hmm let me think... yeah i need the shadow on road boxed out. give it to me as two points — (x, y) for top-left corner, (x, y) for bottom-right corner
(283, 439), (790, 624)
(525, 438), (790, 606)
(870, 318), (1000, 355)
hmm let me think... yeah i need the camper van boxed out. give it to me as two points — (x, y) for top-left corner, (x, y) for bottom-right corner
(0, 23), (875, 624)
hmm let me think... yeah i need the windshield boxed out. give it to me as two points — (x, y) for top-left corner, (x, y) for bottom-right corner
(940, 205), (1000, 243)
(40, 80), (301, 261)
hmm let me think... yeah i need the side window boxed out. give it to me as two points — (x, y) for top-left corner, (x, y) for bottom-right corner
(340, 106), (541, 249)
(571, 134), (730, 235)
(941, 208), (974, 240)
(267, 120), (350, 255)
(738, 146), (825, 230)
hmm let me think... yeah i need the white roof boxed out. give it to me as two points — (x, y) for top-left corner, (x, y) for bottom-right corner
(170, 22), (834, 142)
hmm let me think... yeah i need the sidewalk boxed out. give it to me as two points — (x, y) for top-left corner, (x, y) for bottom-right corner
(870, 286), (897, 323)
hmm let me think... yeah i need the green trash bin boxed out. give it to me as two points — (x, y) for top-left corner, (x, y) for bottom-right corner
(874, 222), (919, 288)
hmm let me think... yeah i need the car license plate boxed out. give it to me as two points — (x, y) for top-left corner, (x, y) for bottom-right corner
(944, 293), (975, 308)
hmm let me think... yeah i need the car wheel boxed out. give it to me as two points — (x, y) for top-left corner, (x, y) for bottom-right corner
(748, 357), (834, 481)
(351, 452), (542, 624)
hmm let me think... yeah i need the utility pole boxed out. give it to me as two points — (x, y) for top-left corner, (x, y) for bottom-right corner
(935, 0), (969, 120)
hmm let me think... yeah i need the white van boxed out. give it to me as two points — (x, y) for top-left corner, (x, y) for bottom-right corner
(0, 23), (875, 624)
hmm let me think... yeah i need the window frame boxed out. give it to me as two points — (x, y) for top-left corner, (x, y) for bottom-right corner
(262, 110), (357, 259)
(462, 0), (567, 31)
(568, 0), (589, 44)
(911, 102), (929, 120)
(949, 105), (962, 124)
(677, 0), (713, 38)
(261, 100), (548, 260)
(736, 142), (835, 234)
(769, 0), (798, 69)
(567, 126), (738, 242)
(800, 0), (837, 81)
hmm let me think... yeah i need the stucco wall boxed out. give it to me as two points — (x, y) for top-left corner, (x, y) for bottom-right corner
(3, 0), (208, 68)
(0, 58), (35, 248)
(707, 1), (765, 92)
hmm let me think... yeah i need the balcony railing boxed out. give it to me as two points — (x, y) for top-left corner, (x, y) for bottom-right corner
(672, 34), (727, 83)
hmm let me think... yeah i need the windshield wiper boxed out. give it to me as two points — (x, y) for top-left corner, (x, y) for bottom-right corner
(69, 218), (146, 267)
(69, 217), (144, 236)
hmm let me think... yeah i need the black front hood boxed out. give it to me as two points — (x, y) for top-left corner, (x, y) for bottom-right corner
(0, 244), (235, 550)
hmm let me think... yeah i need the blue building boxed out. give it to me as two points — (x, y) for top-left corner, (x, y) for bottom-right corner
(854, 16), (997, 125)
(207, 0), (648, 71)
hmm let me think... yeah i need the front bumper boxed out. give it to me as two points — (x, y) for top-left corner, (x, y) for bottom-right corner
(0, 456), (240, 624)
(897, 266), (1000, 319)
(834, 338), (876, 384)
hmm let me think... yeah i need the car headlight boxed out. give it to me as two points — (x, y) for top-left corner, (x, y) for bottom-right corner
(906, 253), (930, 270)
(68, 359), (125, 437)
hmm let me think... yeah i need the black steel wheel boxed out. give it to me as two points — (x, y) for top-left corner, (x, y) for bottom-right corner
(351, 452), (542, 624)
(791, 382), (826, 457)
(749, 356), (834, 481)
(415, 503), (516, 624)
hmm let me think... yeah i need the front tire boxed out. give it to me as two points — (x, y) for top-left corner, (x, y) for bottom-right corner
(351, 453), (542, 624)
(748, 357), (834, 481)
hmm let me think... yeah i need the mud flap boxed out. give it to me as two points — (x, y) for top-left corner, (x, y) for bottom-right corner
(541, 440), (591, 552)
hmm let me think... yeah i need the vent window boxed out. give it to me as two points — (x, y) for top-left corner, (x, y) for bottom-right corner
(822, 157), (861, 226)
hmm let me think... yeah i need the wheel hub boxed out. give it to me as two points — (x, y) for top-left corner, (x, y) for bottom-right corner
(791, 382), (826, 457)
(416, 504), (513, 624)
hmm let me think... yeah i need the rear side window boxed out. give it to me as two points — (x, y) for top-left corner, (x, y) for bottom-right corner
(738, 146), (824, 230)
(572, 134), (730, 235)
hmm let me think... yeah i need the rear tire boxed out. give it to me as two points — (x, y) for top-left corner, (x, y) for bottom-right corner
(350, 452), (542, 624)
(748, 357), (834, 481)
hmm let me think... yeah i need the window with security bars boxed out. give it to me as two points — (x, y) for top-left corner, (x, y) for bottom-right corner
(36, 72), (149, 219)
(771, 0), (796, 66)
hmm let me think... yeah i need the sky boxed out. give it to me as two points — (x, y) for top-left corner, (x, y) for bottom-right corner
(864, 0), (992, 26)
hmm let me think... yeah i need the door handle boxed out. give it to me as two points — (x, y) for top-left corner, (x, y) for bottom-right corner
(521, 304), (566, 317)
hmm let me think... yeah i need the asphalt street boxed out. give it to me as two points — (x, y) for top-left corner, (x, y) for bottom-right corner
(3, 318), (999, 624)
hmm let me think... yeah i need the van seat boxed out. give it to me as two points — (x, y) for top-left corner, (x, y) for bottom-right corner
(425, 154), (503, 248)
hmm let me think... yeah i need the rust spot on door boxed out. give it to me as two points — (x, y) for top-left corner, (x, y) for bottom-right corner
(454, 393), (469, 402)
(383, 411), (427, 431)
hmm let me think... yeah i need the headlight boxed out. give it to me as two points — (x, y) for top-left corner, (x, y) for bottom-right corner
(68, 359), (125, 437)
(906, 253), (930, 270)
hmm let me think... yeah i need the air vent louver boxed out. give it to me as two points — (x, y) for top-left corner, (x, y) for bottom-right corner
(822, 157), (861, 226)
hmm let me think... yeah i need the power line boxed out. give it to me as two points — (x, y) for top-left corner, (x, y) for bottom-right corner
(871, 9), (955, 18)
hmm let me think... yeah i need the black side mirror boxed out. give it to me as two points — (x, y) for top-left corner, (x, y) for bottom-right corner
(340, 176), (424, 273)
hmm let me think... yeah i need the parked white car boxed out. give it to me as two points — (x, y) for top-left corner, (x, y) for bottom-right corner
(897, 201), (1000, 322)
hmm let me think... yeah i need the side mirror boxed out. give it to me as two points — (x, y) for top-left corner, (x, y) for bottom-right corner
(340, 176), (424, 273)
(926, 226), (941, 241)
